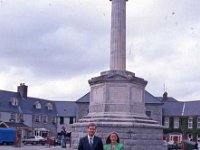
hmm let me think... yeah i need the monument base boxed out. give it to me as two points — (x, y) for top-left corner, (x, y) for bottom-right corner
(71, 70), (166, 150)
(71, 116), (167, 150)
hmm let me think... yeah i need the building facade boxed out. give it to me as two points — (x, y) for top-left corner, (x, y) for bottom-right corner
(162, 95), (200, 144)
(1, 83), (200, 145)
(0, 83), (57, 137)
(54, 101), (76, 133)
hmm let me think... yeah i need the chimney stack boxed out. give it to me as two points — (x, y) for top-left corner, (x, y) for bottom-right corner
(17, 83), (28, 99)
(162, 91), (168, 101)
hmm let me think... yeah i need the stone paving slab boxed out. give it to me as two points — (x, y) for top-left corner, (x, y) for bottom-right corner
(0, 145), (74, 150)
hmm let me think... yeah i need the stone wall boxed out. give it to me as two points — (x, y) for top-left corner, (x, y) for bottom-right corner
(72, 123), (167, 150)
(76, 103), (163, 125)
(23, 114), (32, 127)
(76, 103), (89, 120)
(32, 115), (57, 136)
(0, 112), (11, 122)
(145, 104), (163, 125)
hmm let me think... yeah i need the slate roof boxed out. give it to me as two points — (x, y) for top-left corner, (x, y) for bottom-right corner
(0, 90), (57, 116)
(157, 97), (178, 102)
(183, 101), (200, 116)
(20, 97), (57, 115)
(144, 91), (163, 104)
(76, 92), (90, 103)
(0, 90), (21, 113)
(4, 122), (31, 128)
(162, 101), (184, 116)
(162, 99), (200, 117)
(157, 93), (188, 116)
(54, 101), (77, 117)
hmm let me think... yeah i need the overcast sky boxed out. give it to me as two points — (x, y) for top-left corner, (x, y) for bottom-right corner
(0, 0), (200, 101)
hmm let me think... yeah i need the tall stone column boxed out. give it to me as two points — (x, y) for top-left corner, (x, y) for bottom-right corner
(110, 0), (127, 70)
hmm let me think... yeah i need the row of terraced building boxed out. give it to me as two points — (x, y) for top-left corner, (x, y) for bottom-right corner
(0, 83), (199, 144)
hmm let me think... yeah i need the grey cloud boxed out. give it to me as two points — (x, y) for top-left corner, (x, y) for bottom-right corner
(0, 0), (110, 79)
(0, 0), (200, 100)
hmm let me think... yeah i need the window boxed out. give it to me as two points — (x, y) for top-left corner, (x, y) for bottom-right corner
(169, 134), (182, 144)
(188, 134), (193, 141)
(73, 117), (76, 123)
(52, 117), (56, 124)
(60, 117), (64, 124)
(197, 117), (200, 128)
(10, 112), (16, 122)
(188, 117), (193, 129)
(10, 97), (19, 106)
(46, 103), (53, 110)
(43, 116), (48, 123)
(164, 117), (169, 128)
(197, 134), (200, 142)
(174, 117), (179, 129)
(18, 113), (24, 122)
(35, 101), (41, 109)
(146, 111), (151, 117)
(69, 117), (74, 124)
(35, 115), (41, 122)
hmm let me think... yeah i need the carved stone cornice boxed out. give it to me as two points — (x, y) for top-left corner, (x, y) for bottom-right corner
(88, 70), (147, 86)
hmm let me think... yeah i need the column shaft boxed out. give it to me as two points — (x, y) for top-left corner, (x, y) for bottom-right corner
(110, 0), (126, 70)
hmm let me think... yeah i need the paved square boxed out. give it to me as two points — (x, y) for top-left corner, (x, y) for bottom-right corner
(0, 145), (73, 150)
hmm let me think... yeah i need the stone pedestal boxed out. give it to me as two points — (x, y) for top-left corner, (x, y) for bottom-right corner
(71, 71), (167, 150)
(88, 70), (146, 116)
(72, 122), (166, 150)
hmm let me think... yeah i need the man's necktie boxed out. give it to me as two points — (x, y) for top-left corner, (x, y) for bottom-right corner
(89, 137), (93, 149)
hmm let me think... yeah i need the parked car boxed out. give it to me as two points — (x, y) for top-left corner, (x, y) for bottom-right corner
(22, 136), (46, 145)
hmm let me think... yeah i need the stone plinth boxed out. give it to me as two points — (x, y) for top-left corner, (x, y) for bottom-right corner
(71, 118), (167, 150)
(71, 71), (167, 150)
(88, 70), (147, 116)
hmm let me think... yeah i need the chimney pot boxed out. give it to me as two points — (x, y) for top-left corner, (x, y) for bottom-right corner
(17, 83), (28, 99)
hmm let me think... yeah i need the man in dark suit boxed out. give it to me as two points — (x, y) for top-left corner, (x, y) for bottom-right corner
(78, 123), (103, 150)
